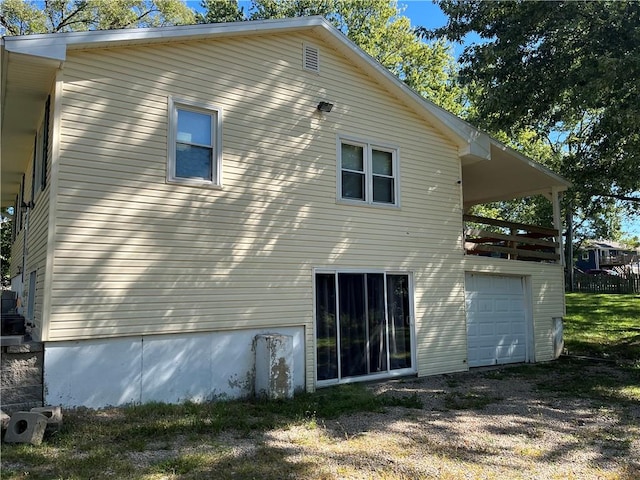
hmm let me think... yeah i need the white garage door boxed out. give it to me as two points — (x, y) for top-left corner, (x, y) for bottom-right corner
(465, 273), (530, 367)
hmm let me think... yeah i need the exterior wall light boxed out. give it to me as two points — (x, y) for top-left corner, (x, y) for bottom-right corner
(317, 101), (334, 112)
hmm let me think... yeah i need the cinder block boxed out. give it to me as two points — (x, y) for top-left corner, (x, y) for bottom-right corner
(3, 412), (48, 445)
(0, 410), (9, 430)
(31, 406), (63, 431)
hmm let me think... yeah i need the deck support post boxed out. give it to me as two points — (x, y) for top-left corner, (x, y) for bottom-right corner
(551, 187), (564, 266)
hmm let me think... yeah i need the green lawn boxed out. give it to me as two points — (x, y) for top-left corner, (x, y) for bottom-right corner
(564, 293), (640, 362)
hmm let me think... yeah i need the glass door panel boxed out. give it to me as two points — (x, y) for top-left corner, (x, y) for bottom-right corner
(338, 273), (367, 378)
(387, 275), (412, 370)
(367, 273), (387, 373)
(316, 274), (338, 381)
(316, 272), (413, 382)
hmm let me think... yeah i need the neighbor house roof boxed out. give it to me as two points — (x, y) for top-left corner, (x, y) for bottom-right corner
(1, 16), (570, 207)
(583, 240), (640, 252)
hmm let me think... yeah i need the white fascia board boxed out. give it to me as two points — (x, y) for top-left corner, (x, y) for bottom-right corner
(2, 36), (67, 61)
(1, 16), (328, 62)
(315, 20), (490, 159)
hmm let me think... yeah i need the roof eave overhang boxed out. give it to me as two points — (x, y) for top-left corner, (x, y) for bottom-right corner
(462, 141), (571, 210)
(1, 45), (61, 207)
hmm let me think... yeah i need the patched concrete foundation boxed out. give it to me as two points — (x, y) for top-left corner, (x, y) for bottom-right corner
(44, 327), (305, 408)
(255, 334), (294, 399)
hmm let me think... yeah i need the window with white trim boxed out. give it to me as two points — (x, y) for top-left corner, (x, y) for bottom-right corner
(168, 98), (222, 186)
(338, 138), (398, 206)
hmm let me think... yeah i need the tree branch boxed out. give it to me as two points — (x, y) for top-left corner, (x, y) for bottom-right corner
(55, 1), (90, 32)
(0, 14), (21, 35)
(596, 194), (640, 203)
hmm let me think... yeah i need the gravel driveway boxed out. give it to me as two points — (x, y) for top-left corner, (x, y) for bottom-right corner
(5, 359), (637, 479)
(257, 361), (639, 479)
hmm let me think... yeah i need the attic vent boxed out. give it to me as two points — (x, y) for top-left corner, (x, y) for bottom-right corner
(303, 44), (320, 72)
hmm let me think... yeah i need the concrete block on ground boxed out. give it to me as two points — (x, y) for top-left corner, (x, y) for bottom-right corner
(1, 410), (9, 430)
(4, 411), (48, 445)
(31, 406), (63, 431)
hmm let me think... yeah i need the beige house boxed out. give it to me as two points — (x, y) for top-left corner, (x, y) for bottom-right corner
(1, 17), (570, 408)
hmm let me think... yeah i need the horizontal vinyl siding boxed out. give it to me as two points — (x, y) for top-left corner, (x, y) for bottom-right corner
(52, 32), (465, 384)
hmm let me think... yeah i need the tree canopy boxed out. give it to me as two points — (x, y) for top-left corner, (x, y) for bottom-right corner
(0, 0), (195, 34)
(426, 0), (639, 239)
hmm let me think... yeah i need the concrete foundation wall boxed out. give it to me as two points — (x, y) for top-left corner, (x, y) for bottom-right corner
(44, 327), (305, 409)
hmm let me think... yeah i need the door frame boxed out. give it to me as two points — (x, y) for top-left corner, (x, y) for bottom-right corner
(464, 272), (535, 367)
(313, 268), (417, 387)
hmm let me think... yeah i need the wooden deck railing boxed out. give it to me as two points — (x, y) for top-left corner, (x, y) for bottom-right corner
(463, 214), (561, 263)
(599, 253), (639, 266)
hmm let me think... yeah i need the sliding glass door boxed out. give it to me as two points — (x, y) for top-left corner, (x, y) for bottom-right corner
(316, 271), (414, 384)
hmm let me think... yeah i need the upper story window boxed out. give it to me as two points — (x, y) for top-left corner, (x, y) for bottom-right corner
(168, 98), (222, 187)
(31, 96), (50, 201)
(338, 137), (399, 206)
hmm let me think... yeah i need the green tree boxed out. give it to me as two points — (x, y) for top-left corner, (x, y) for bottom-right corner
(197, 0), (244, 23)
(426, 0), (640, 240)
(0, 0), (195, 35)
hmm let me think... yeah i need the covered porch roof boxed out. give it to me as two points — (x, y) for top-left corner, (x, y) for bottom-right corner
(1, 47), (60, 206)
(462, 141), (571, 210)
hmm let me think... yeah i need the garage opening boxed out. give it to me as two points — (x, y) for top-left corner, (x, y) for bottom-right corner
(464, 273), (532, 367)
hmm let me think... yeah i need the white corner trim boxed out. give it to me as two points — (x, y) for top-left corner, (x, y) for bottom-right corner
(41, 70), (63, 342)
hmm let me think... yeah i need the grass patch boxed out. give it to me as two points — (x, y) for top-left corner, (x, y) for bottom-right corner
(564, 293), (640, 361)
(0, 384), (420, 480)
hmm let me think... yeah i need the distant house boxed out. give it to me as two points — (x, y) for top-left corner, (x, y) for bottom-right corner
(576, 240), (640, 272)
(1, 17), (570, 409)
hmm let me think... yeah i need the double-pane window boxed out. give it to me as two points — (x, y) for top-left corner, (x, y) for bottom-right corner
(339, 139), (398, 206)
(168, 98), (221, 186)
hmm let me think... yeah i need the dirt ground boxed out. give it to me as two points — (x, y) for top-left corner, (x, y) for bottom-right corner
(137, 360), (640, 479)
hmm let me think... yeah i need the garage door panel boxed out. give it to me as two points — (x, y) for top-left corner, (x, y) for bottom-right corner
(495, 299), (511, 312)
(495, 321), (512, 335)
(465, 273), (530, 368)
(478, 299), (493, 312)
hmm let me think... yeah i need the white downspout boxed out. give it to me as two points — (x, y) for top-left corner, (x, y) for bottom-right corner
(20, 204), (31, 318)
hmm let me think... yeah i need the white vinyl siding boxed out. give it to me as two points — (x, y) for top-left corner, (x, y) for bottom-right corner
(47, 30), (565, 390)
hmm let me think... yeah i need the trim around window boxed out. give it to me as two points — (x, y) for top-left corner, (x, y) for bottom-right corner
(337, 135), (400, 207)
(167, 97), (222, 187)
(314, 268), (416, 387)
